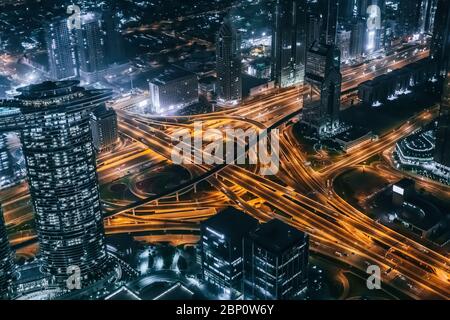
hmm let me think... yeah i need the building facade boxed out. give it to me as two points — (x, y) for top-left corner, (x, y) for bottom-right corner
(303, 42), (342, 134)
(271, 0), (307, 88)
(243, 219), (309, 300)
(0, 81), (112, 285)
(398, 0), (422, 38)
(45, 18), (78, 80)
(216, 18), (242, 106)
(0, 205), (14, 299)
(149, 66), (199, 114)
(90, 105), (118, 152)
(76, 12), (108, 83)
(431, 0), (450, 77)
(435, 75), (450, 167)
(318, 0), (339, 46)
(200, 207), (259, 297)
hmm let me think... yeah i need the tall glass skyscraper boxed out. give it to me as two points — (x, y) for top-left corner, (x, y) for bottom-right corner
(435, 76), (450, 168)
(76, 12), (108, 82)
(431, 0), (450, 76)
(216, 17), (242, 107)
(318, 0), (339, 46)
(0, 81), (112, 285)
(272, 0), (307, 88)
(0, 205), (14, 299)
(45, 18), (78, 80)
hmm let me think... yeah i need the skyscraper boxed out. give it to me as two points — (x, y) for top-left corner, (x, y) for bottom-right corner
(0, 205), (14, 299)
(318, 0), (339, 46)
(90, 104), (119, 152)
(76, 12), (108, 82)
(398, 0), (421, 37)
(431, 0), (450, 76)
(271, 0), (307, 88)
(243, 219), (309, 300)
(0, 81), (112, 285)
(359, 0), (386, 53)
(306, 14), (321, 50)
(0, 133), (13, 188)
(101, 6), (125, 65)
(419, 0), (438, 34)
(45, 18), (78, 80)
(435, 76), (450, 168)
(357, 0), (369, 17)
(303, 41), (342, 134)
(339, 0), (355, 21)
(216, 18), (242, 106)
(350, 18), (366, 58)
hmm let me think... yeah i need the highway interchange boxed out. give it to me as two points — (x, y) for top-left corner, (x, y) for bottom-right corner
(1, 41), (449, 300)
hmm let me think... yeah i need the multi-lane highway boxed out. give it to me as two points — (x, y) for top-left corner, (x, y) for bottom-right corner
(2, 42), (448, 299)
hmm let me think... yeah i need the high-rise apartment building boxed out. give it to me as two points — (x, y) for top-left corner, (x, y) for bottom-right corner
(216, 18), (242, 106)
(272, 0), (308, 88)
(0, 205), (14, 299)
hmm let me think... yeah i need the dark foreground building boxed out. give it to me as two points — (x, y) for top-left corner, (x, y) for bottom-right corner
(200, 207), (258, 297)
(0, 81), (112, 285)
(243, 219), (309, 300)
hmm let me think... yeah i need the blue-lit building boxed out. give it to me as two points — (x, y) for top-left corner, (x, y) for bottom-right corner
(243, 219), (309, 300)
(200, 207), (259, 297)
(45, 17), (78, 80)
(76, 12), (108, 83)
(0, 133), (13, 189)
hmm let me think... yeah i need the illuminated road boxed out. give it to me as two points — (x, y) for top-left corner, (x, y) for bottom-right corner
(114, 103), (449, 299)
(3, 44), (448, 300)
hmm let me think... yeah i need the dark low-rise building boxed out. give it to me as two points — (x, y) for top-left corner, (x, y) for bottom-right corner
(149, 65), (199, 114)
(90, 104), (119, 152)
(200, 207), (259, 297)
(243, 219), (309, 300)
(358, 58), (438, 105)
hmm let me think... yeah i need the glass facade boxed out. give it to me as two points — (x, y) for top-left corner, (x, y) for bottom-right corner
(0, 205), (14, 299)
(272, 0), (307, 88)
(216, 18), (242, 106)
(243, 219), (309, 300)
(0, 81), (112, 285)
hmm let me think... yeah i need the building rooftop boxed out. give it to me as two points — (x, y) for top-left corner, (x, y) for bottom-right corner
(333, 127), (371, 143)
(247, 219), (308, 254)
(105, 286), (141, 300)
(152, 282), (195, 300)
(201, 207), (259, 240)
(150, 65), (196, 86)
(394, 178), (416, 190)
